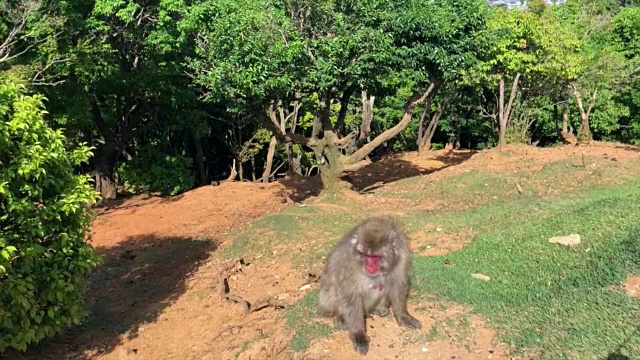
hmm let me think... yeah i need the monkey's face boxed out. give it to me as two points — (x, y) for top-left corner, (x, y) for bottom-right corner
(353, 237), (395, 277)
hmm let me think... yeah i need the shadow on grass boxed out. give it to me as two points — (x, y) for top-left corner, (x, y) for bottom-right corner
(6, 235), (216, 359)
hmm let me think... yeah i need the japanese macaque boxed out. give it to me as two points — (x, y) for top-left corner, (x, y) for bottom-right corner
(318, 217), (421, 355)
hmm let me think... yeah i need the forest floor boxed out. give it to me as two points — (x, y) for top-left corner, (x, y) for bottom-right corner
(9, 141), (640, 360)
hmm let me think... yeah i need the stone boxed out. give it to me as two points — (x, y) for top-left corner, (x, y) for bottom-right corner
(471, 273), (491, 282)
(548, 234), (581, 246)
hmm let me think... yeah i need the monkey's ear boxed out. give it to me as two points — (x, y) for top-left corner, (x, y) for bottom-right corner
(350, 234), (358, 245)
(388, 230), (397, 243)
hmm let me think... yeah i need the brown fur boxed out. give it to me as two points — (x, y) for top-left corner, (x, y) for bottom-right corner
(318, 217), (421, 355)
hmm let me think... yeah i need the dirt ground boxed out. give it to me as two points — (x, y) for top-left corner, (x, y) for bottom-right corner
(8, 142), (640, 360)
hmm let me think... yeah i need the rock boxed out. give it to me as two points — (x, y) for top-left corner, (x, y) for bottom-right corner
(277, 292), (289, 300)
(299, 284), (311, 291)
(471, 273), (491, 282)
(548, 234), (581, 246)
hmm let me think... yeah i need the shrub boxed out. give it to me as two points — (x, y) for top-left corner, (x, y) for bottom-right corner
(118, 145), (194, 196)
(0, 80), (101, 353)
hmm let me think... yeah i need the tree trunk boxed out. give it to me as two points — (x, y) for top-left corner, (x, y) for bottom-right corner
(192, 130), (207, 186)
(334, 87), (355, 136)
(262, 136), (278, 183)
(358, 90), (374, 147)
(497, 73), (521, 151)
(315, 132), (345, 189)
(416, 99), (432, 149)
(418, 97), (448, 154)
(93, 140), (120, 200)
(454, 117), (461, 149)
(94, 173), (117, 201)
(562, 102), (569, 133)
(285, 143), (302, 176)
(555, 101), (577, 145)
(572, 85), (596, 142)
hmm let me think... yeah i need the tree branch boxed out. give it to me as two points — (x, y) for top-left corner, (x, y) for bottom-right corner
(504, 72), (521, 126)
(89, 95), (113, 140)
(262, 109), (315, 148)
(345, 83), (437, 165)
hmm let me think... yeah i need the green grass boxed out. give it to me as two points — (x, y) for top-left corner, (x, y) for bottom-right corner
(380, 158), (638, 210)
(411, 183), (640, 359)
(228, 157), (640, 358)
(284, 289), (332, 352)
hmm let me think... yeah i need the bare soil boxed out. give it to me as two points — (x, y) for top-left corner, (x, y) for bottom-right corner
(9, 142), (640, 360)
(623, 275), (640, 298)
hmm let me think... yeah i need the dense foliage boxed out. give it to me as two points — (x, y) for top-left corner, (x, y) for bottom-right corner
(118, 145), (195, 196)
(3, 0), (639, 196)
(0, 79), (100, 352)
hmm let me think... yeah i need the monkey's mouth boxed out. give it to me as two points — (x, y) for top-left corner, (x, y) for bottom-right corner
(363, 254), (381, 275)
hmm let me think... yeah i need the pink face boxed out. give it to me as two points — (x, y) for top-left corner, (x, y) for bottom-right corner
(363, 254), (382, 274)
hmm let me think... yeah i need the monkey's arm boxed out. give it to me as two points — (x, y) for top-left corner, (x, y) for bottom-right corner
(388, 277), (421, 330)
(341, 293), (370, 355)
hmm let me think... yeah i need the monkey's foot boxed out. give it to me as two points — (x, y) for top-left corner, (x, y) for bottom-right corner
(370, 307), (390, 317)
(333, 316), (348, 331)
(349, 332), (370, 355)
(396, 314), (422, 330)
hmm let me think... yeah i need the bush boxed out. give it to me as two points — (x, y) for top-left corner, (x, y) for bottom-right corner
(0, 80), (101, 353)
(118, 145), (194, 196)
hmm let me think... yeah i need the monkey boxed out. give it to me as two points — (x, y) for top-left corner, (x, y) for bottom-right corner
(317, 217), (421, 355)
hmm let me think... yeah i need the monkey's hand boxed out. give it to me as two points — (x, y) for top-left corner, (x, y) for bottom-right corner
(370, 307), (390, 317)
(350, 332), (370, 355)
(396, 314), (422, 330)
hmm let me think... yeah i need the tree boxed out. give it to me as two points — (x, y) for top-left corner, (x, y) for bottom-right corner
(185, 0), (488, 188)
(0, 79), (100, 352)
(464, 7), (549, 150)
(552, 0), (633, 141)
(612, 5), (640, 143)
(38, 0), (199, 200)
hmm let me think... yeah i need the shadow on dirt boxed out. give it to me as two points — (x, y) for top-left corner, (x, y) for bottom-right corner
(7, 235), (216, 360)
(276, 151), (476, 202)
(277, 174), (323, 203)
(95, 193), (187, 216)
(615, 144), (640, 153)
(344, 151), (475, 191)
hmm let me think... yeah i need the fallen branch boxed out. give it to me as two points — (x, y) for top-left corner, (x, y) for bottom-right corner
(218, 258), (286, 314)
(359, 181), (384, 194)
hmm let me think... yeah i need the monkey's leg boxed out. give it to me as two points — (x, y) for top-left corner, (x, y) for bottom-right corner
(341, 298), (370, 355)
(389, 285), (421, 330)
(333, 315), (348, 330)
(370, 296), (390, 317)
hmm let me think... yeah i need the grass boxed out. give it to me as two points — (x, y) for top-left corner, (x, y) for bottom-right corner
(284, 289), (332, 352)
(228, 157), (640, 358)
(380, 157), (637, 211)
(412, 183), (640, 359)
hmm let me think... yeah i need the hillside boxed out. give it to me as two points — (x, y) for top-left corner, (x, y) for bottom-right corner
(10, 142), (640, 360)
